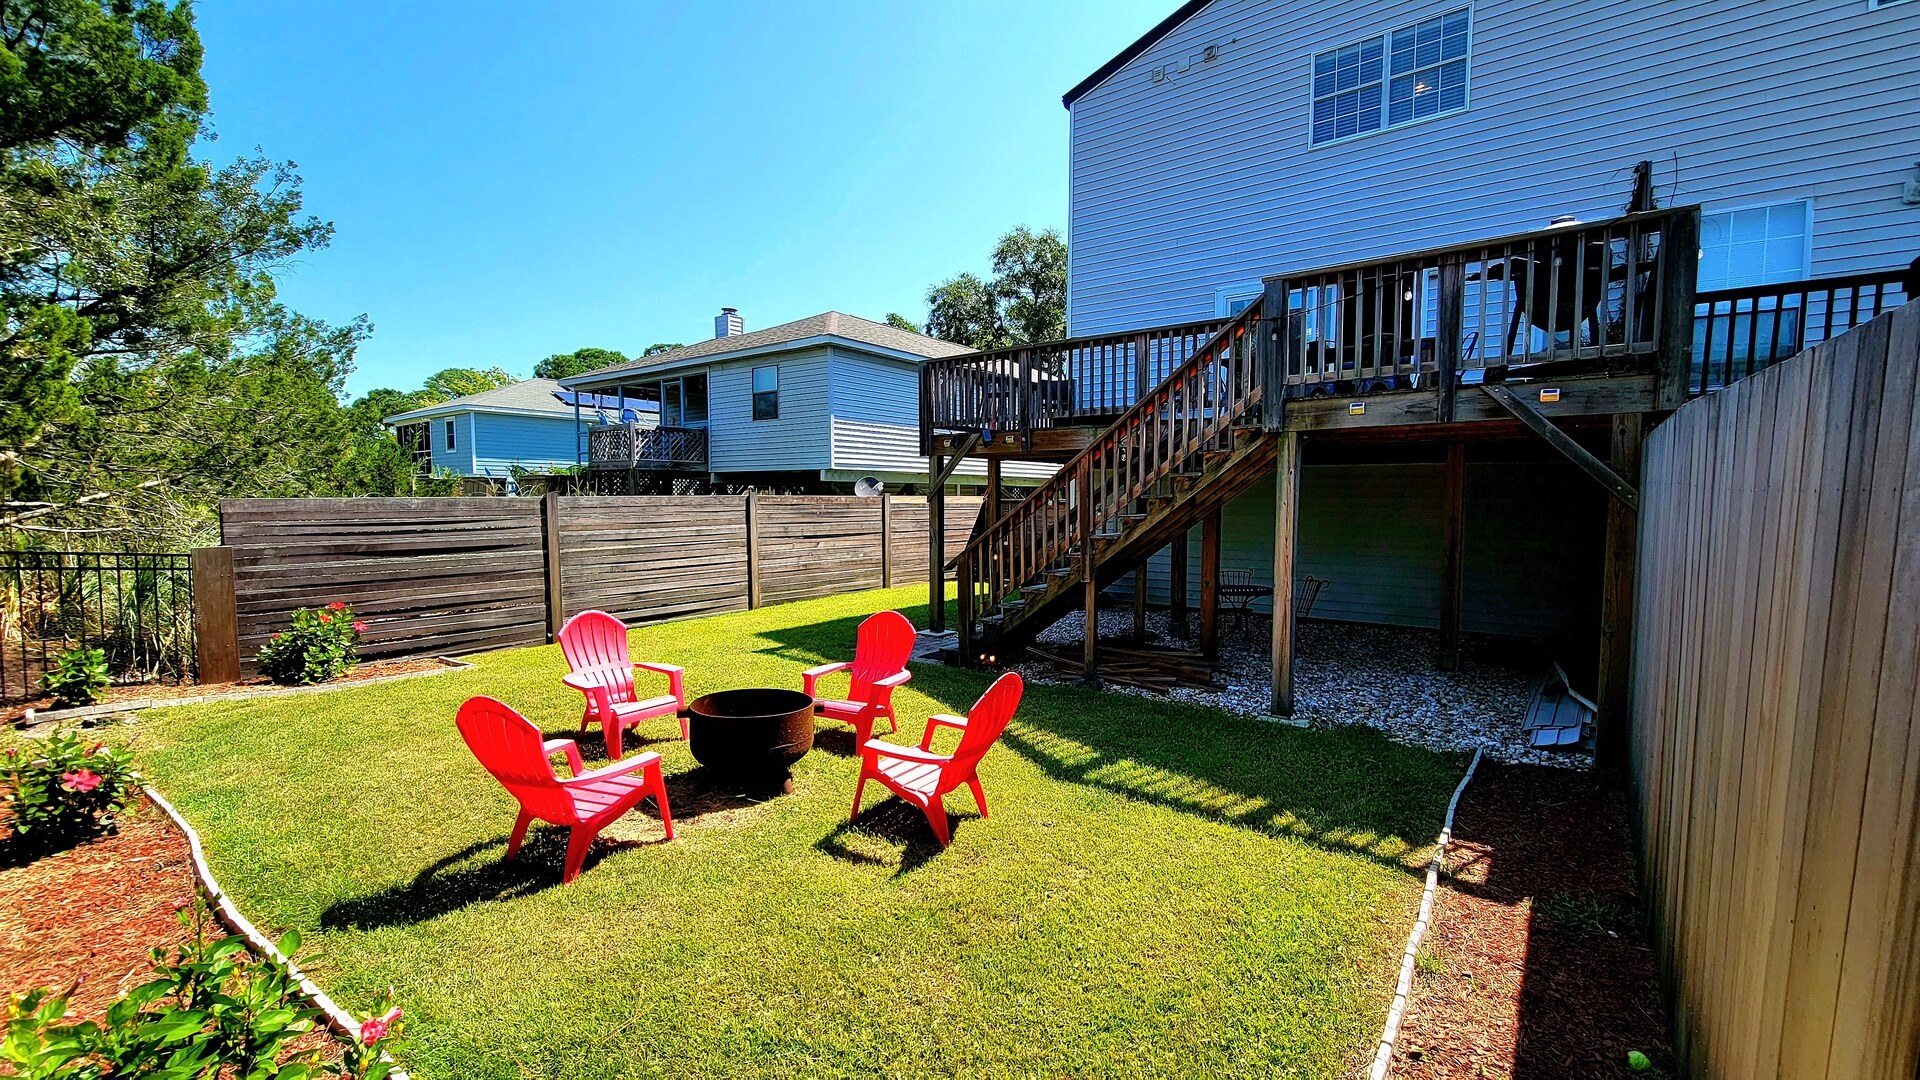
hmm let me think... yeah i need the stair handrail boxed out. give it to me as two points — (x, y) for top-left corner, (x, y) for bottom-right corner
(954, 297), (1268, 626)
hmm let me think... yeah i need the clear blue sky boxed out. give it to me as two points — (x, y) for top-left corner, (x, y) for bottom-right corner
(192, 0), (1171, 396)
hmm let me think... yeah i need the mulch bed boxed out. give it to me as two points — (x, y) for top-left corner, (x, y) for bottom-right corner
(0, 798), (197, 1023)
(1390, 761), (1673, 1078)
(3, 655), (459, 727)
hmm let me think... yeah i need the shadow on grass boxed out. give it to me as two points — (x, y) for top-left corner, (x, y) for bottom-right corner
(320, 831), (592, 929)
(815, 797), (975, 877)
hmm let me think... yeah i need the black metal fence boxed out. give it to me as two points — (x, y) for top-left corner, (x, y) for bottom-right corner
(1, 551), (196, 705)
(1693, 268), (1909, 394)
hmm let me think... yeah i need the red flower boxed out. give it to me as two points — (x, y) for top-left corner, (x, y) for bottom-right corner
(318, 612), (332, 623)
(360, 1006), (402, 1045)
(61, 769), (102, 793)
(328, 601), (347, 612)
(351, 620), (368, 634)
(86, 742), (104, 756)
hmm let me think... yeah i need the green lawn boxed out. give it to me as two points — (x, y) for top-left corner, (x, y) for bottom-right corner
(133, 587), (1465, 1078)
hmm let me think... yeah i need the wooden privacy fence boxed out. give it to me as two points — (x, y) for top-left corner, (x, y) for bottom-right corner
(1630, 299), (1920, 1079)
(212, 494), (979, 674)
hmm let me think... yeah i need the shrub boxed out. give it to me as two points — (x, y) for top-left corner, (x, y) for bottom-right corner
(1, 731), (139, 845)
(256, 602), (367, 686)
(0, 901), (403, 1078)
(42, 646), (110, 707)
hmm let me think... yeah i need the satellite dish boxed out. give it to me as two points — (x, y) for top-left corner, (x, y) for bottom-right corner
(854, 476), (885, 498)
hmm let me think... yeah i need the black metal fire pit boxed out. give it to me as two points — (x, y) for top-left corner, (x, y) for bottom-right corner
(686, 688), (816, 794)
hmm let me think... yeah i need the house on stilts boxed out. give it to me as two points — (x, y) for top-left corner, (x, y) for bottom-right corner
(919, 0), (1919, 764)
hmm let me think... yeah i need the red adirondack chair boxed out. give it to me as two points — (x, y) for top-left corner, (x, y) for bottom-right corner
(803, 609), (915, 745)
(455, 696), (674, 883)
(557, 609), (686, 759)
(850, 671), (1023, 847)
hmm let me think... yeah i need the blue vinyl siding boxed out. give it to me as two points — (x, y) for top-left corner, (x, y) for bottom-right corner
(1066, 0), (1920, 337)
(427, 414), (475, 476)
(469, 412), (578, 478)
(707, 349), (832, 472)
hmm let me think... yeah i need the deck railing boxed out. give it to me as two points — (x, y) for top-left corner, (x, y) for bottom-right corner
(585, 423), (708, 471)
(1692, 268), (1909, 394)
(920, 318), (1227, 449)
(954, 299), (1265, 645)
(1271, 207), (1697, 397)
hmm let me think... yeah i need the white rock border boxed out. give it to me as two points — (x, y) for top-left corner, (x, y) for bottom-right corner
(1369, 748), (1482, 1080)
(142, 784), (409, 1080)
(18, 657), (474, 730)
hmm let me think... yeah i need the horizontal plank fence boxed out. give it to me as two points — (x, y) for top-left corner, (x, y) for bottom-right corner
(1630, 299), (1920, 1079)
(216, 495), (979, 673)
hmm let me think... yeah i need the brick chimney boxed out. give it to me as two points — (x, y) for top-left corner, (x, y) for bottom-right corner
(715, 307), (744, 338)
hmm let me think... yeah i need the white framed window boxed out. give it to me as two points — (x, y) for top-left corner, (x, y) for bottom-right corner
(1312, 7), (1470, 147)
(751, 365), (779, 420)
(1697, 200), (1812, 291)
(444, 419), (456, 450)
(1868, 0), (1913, 9)
(1214, 281), (1263, 317)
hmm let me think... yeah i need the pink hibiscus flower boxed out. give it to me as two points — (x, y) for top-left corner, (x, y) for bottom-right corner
(351, 620), (368, 634)
(359, 1005), (402, 1045)
(61, 769), (102, 793)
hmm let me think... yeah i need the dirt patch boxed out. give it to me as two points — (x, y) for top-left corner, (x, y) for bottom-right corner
(4, 655), (461, 726)
(1391, 762), (1673, 1078)
(0, 800), (197, 1022)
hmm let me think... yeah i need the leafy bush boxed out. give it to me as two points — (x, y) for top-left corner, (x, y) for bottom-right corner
(256, 602), (366, 686)
(42, 646), (111, 707)
(0, 901), (402, 1078)
(1, 731), (139, 845)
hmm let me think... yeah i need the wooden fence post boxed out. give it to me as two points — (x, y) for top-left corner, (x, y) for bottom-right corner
(879, 493), (892, 589)
(191, 546), (240, 684)
(541, 492), (565, 639)
(745, 492), (762, 609)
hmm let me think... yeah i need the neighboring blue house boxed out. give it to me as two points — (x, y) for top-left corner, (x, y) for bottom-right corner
(381, 378), (581, 483)
(562, 309), (1053, 493)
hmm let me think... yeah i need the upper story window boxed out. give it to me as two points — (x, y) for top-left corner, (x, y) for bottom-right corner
(752, 365), (779, 420)
(444, 419), (456, 450)
(1311, 8), (1470, 147)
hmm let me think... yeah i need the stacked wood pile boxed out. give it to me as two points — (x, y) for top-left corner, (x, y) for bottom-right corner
(1028, 642), (1218, 693)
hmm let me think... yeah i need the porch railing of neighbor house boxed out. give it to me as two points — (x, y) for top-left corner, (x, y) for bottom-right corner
(585, 423), (708, 471)
(1692, 266), (1910, 394)
(954, 299), (1266, 630)
(920, 317), (1229, 449)
(1269, 208), (1695, 396)
(1, 550), (196, 704)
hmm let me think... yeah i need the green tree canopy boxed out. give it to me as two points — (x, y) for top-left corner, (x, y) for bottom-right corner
(1, 0), (399, 541)
(641, 342), (684, 357)
(920, 225), (1066, 351)
(883, 312), (920, 333)
(417, 366), (515, 403)
(533, 347), (626, 380)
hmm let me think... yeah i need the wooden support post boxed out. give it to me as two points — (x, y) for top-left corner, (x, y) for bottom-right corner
(1270, 432), (1300, 717)
(1437, 255), (1465, 422)
(1170, 528), (1189, 637)
(745, 491), (762, 610)
(1439, 443), (1466, 671)
(1654, 207), (1701, 410)
(191, 546), (239, 685)
(541, 491), (566, 638)
(985, 457), (1001, 527)
(928, 456), (945, 632)
(1079, 465), (1098, 684)
(1133, 563), (1148, 639)
(879, 493), (892, 588)
(1199, 508), (1222, 659)
(1596, 412), (1643, 773)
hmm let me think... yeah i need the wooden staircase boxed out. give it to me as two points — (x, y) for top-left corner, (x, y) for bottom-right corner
(954, 298), (1271, 664)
